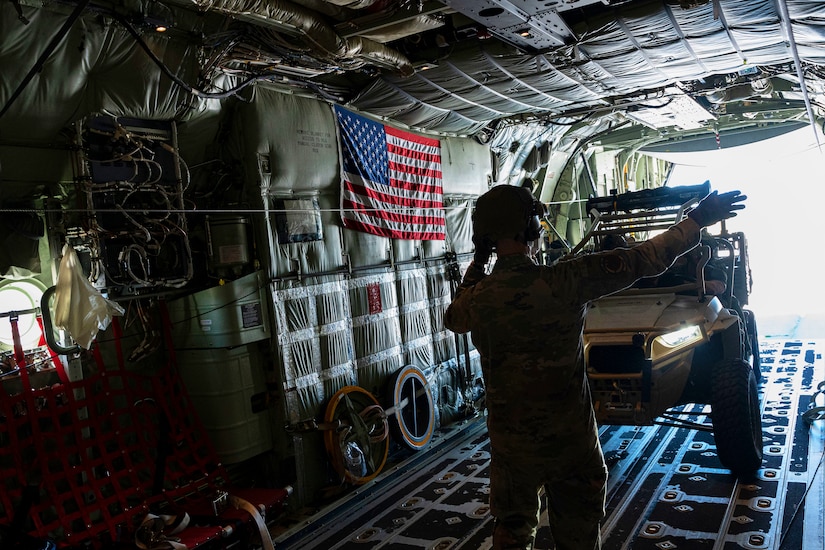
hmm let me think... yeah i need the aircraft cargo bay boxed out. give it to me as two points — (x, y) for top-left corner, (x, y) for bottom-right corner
(3, 1), (825, 549)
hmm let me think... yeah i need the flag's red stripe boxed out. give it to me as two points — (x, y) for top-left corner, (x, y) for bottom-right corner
(387, 176), (443, 196)
(387, 160), (443, 181)
(343, 199), (446, 226)
(387, 143), (441, 165)
(385, 126), (441, 147)
(344, 179), (443, 209)
(340, 169), (443, 197)
(342, 218), (445, 241)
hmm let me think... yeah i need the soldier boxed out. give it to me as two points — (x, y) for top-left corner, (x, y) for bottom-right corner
(444, 185), (746, 550)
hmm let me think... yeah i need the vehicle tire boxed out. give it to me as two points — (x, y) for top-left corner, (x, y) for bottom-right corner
(743, 308), (761, 381)
(711, 359), (763, 478)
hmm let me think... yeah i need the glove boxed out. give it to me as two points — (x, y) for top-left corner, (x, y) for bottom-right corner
(473, 235), (493, 266)
(688, 190), (747, 227)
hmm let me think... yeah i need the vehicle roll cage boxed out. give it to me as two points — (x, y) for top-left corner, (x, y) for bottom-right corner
(553, 182), (744, 306)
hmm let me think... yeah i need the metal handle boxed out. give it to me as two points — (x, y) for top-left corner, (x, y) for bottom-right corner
(39, 286), (81, 355)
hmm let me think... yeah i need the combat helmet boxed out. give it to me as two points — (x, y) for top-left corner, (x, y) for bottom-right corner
(473, 185), (545, 244)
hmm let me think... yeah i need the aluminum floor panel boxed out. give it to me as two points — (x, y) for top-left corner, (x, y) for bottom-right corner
(275, 339), (825, 549)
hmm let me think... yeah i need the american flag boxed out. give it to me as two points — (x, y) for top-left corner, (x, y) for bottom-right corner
(335, 106), (445, 240)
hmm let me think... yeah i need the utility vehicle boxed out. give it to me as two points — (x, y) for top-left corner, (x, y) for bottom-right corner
(569, 182), (762, 477)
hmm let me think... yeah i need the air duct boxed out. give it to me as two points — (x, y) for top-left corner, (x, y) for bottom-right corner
(190, 0), (413, 75)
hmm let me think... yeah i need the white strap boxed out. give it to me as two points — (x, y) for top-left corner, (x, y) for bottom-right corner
(135, 513), (190, 550)
(229, 495), (276, 550)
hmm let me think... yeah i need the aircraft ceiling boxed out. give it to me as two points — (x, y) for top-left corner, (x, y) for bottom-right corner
(4, 0), (825, 150)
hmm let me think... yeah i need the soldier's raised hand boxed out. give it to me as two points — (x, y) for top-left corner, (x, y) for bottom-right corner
(688, 190), (747, 227)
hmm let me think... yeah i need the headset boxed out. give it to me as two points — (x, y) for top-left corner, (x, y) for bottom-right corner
(518, 187), (545, 242)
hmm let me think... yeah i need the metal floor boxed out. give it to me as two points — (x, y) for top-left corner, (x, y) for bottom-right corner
(274, 338), (825, 550)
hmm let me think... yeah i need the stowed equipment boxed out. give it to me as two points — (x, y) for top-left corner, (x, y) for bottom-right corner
(289, 365), (436, 485)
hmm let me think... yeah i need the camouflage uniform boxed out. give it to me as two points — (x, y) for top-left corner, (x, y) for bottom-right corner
(444, 217), (701, 550)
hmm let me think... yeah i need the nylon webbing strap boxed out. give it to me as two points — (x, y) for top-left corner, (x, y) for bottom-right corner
(135, 513), (190, 550)
(229, 495), (275, 550)
(9, 314), (28, 384)
(35, 315), (66, 379)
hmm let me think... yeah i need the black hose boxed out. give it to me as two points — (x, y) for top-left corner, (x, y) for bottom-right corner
(111, 11), (261, 100)
(40, 286), (81, 355)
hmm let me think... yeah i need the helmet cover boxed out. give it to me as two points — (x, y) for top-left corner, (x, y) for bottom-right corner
(473, 185), (544, 244)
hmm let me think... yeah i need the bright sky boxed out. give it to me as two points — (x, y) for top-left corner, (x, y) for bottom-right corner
(659, 125), (825, 317)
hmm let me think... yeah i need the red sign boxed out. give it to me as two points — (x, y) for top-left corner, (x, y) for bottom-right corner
(367, 283), (382, 315)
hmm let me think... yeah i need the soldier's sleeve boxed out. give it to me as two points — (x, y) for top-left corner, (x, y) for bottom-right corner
(556, 217), (702, 303)
(444, 262), (485, 334)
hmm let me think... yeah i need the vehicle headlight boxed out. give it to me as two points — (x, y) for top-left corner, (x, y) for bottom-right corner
(658, 325), (702, 347)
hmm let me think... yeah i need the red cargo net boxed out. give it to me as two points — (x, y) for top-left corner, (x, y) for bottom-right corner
(0, 354), (171, 545)
(0, 305), (288, 548)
